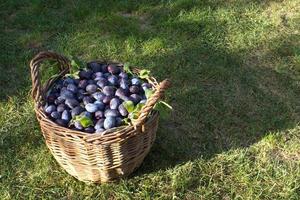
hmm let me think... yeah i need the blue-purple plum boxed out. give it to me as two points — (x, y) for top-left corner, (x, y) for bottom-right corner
(45, 105), (56, 114)
(118, 104), (128, 117)
(107, 65), (120, 74)
(67, 84), (78, 93)
(94, 101), (105, 110)
(79, 70), (92, 79)
(83, 96), (93, 105)
(65, 98), (79, 109)
(120, 79), (129, 90)
(131, 77), (141, 85)
(47, 95), (56, 104)
(92, 72), (103, 79)
(141, 83), (152, 90)
(108, 75), (119, 86)
(84, 127), (95, 133)
(92, 92), (105, 101)
(56, 119), (68, 127)
(101, 64), (108, 73)
(61, 86), (67, 92)
(78, 79), (88, 89)
(80, 111), (92, 118)
(74, 121), (83, 130)
(71, 106), (85, 117)
(96, 77), (108, 88)
(103, 73), (110, 78)
(77, 93), (85, 101)
(86, 84), (98, 94)
(87, 79), (96, 85)
(55, 96), (65, 105)
(119, 95), (132, 102)
(74, 79), (80, 85)
(50, 87), (59, 94)
(104, 109), (120, 117)
(95, 110), (104, 119)
(60, 90), (74, 99)
(102, 96), (112, 104)
(56, 79), (63, 88)
(104, 116), (116, 130)
(140, 99), (147, 104)
(95, 128), (105, 133)
(61, 110), (71, 122)
(110, 98), (121, 109)
(95, 119), (105, 130)
(119, 71), (128, 79)
(78, 89), (85, 95)
(115, 88), (129, 97)
(88, 62), (102, 72)
(51, 111), (61, 119)
(63, 77), (74, 86)
(57, 104), (67, 113)
(115, 117), (123, 126)
(130, 94), (142, 104)
(129, 85), (140, 94)
(85, 103), (99, 113)
(103, 86), (115, 96)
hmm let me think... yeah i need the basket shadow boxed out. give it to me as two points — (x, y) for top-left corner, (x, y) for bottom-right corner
(130, 37), (300, 176)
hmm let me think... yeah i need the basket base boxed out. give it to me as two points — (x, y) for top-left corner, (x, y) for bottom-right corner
(38, 110), (159, 183)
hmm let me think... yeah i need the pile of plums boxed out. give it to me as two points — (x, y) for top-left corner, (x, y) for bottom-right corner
(43, 62), (152, 133)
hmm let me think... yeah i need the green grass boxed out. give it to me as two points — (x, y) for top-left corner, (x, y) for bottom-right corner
(1, 0), (300, 199)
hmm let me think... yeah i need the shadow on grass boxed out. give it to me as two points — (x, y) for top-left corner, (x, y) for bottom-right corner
(1, 0), (299, 184)
(134, 35), (300, 175)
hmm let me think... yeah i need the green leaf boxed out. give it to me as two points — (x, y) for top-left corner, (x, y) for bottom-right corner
(145, 88), (154, 99)
(122, 118), (131, 125)
(70, 56), (85, 74)
(73, 116), (93, 128)
(123, 63), (133, 76)
(123, 101), (135, 113)
(79, 116), (94, 128)
(154, 101), (172, 119)
(139, 69), (151, 79)
(128, 111), (139, 120)
(65, 71), (80, 79)
(134, 102), (145, 112)
(73, 115), (80, 121)
(71, 59), (80, 70)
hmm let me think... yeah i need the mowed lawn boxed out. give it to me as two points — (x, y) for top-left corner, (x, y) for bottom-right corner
(1, 0), (300, 199)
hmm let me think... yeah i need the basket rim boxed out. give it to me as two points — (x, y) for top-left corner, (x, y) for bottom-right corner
(36, 106), (159, 141)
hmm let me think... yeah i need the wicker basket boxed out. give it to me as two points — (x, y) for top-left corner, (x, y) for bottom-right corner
(30, 51), (170, 183)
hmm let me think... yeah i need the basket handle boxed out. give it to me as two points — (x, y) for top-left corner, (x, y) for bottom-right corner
(30, 51), (70, 105)
(133, 79), (171, 127)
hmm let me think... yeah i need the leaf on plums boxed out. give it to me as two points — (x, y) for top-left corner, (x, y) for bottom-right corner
(71, 59), (79, 69)
(122, 118), (131, 125)
(154, 101), (172, 119)
(134, 102), (145, 112)
(79, 117), (94, 128)
(70, 56), (85, 73)
(128, 111), (139, 120)
(145, 88), (154, 99)
(65, 71), (80, 79)
(73, 116), (93, 128)
(123, 101), (135, 113)
(139, 69), (151, 79)
(123, 63), (133, 76)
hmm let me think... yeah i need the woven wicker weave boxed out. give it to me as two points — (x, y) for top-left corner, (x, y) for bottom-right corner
(29, 51), (170, 183)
